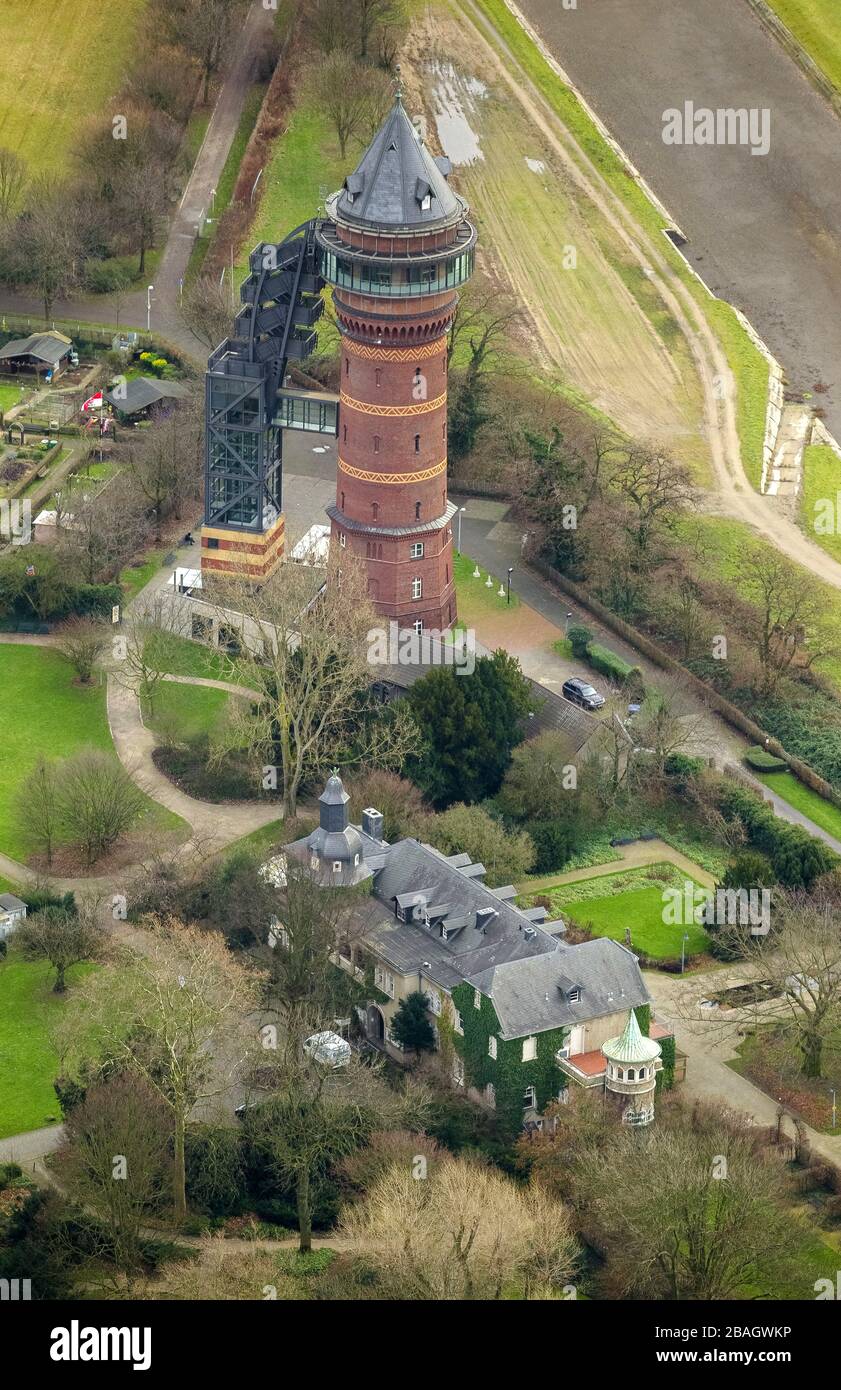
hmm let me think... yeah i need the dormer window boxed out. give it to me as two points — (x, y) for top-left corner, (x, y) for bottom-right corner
(354, 853), (360, 866)
(332, 861), (342, 874)
(421, 194), (431, 211)
(346, 191), (354, 204)
(568, 987), (581, 1004)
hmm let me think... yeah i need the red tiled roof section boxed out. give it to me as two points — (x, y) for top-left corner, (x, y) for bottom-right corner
(568, 1049), (607, 1077)
(649, 1020), (674, 1040)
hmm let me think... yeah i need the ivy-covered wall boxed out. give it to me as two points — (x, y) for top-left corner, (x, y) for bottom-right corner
(657, 1034), (676, 1090)
(451, 982), (567, 1135)
(633, 1004), (651, 1035)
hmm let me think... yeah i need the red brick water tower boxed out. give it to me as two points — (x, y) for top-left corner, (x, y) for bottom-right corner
(315, 95), (476, 632)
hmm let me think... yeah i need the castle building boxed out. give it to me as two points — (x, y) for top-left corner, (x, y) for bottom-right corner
(279, 770), (673, 1132)
(314, 96), (476, 632)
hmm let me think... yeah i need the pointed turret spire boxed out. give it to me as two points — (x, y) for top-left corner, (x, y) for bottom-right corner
(334, 94), (463, 231)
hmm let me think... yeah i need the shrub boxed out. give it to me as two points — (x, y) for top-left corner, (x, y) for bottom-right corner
(567, 624), (593, 658)
(745, 745), (788, 772)
(526, 817), (577, 873)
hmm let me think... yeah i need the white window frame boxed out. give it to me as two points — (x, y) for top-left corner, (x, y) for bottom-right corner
(339, 531), (346, 548)
(332, 860), (343, 874)
(453, 1056), (465, 1087)
(413, 619), (423, 635)
(473, 988), (481, 1010)
(412, 576), (423, 599)
(523, 1085), (537, 1110)
(426, 987), (441, 1016)
(522, 1036), (537, 1063)
(374, 966), (395, 997)
(420, 193), (432, 211)
(410, 541), (424, 559)
(488, 1035), (497, 1060)
(454, 1011), (464, 1036)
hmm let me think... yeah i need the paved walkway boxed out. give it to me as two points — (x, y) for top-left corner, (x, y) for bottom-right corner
(0, 0), (273, 362)
(647, 965), (841, 1167)
(519, 838), (717, 894)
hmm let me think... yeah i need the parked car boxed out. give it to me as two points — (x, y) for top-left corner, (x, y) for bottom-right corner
(562, 676), (606, 711)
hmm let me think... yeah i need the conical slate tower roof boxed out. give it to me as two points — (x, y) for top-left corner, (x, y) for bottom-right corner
(601, 1010), (661, 1065)
(335, 95), (464, 230)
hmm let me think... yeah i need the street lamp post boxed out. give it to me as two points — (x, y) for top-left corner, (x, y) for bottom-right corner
(507, 567), (513, 605)
(565, 611), (573, 635)
(210, 187), (217, 216)
(146, 285), (154, 333)
(457, 505), (466, 553)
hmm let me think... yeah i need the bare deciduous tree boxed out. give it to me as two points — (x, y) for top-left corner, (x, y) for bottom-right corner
(736, 545), (826, 697)
(13, 900), (107, 993)
(57, 1074), (173, 1283)
(55, 617), (109, 685)
(16, 754), (61, 866)
(340, 1153), (577, 1298)
(58, 748), (147, 866)
(0, 146), (26, 224)
(180, 275), (233, 351)
(59, 915), (259, 1219)
(207, 552), (420, 816)
(304, 52), (392, 158)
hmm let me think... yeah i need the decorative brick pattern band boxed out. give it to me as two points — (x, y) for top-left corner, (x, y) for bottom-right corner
(339, 390), (447, 417)
(337, 456), (447, 485)
(344, 338), (444, 362)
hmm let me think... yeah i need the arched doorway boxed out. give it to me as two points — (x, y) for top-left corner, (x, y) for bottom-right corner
(367, 1005), (385, 1044)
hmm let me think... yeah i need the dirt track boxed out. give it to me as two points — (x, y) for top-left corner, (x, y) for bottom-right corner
(440, 0), (841, 594)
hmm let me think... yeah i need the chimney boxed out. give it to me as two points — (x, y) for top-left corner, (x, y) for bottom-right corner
(362, 807), (384, 841)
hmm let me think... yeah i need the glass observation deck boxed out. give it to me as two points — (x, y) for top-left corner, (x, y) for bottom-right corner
(275, 388), (339, 435)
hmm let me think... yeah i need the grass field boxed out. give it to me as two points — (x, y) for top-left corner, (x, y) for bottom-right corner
(0, 646), (186, 863)
(0, 959), (94, 1138)
(768, 1), (841, 93)
(800, 443), (841, 564)
(454, 550), (521, 619)
(754, 769), (841, 841)
(0, 1), (148, 176)
(0, 384), (22, 413)
(146, 682), (230, 742)
(525, 863), (711, 958)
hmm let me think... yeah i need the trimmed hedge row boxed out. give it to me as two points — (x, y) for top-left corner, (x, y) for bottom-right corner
(531, 557), (841, 809)
(714, 781), (836, 887)
(745, 745), (788, 772)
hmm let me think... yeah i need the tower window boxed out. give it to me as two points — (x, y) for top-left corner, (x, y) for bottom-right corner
(375, 368), (381, 386)
(373, 435), (380, 453)
(415, 501), (421, 520)
(340, 491), (345, 510)
(345, 357), (349, 375)
(414, 434), (420, 453)
(411, 542), (424, 558)
(339, 532), (346, 548)
(421, 194), (431, 211)
(343, 424), (347, 442)
(412, 577), (423, 599)
(372, 501), (379, 519)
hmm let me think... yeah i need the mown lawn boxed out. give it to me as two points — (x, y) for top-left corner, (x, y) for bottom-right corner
(454, 550), (521, 618)
(0, 959), (94, 1138)
(0, 384), (22, 414)
(0, 646), (186, 862)
(525, 864), (711, 957)
(754, 769), (841, 841)
(145, 682), (230, 742)
(768, 0), (841, 93)
(0, 0), (148, 176)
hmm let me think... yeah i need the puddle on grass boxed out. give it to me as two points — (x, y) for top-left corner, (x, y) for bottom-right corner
(430, 62), (487, 166)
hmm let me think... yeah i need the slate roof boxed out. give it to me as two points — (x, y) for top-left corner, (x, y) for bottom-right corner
(103, 377), (188, 414)
(0, 332), (72, 366)
(468, 939), (651, 1040)
(0, 893), (26, 913)
(334, 96), (465, 231)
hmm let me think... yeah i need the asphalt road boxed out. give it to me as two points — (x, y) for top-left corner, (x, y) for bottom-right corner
(515, 0), (841, 439)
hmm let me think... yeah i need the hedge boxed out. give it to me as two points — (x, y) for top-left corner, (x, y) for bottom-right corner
(745, 745), (788, 772)
(714, 781), (837, 888)
(530, 556), (841, 810)
(586, 640), (642, 688)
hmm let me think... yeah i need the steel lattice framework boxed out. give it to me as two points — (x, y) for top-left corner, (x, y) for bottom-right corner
(203, 221), (324, 534)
